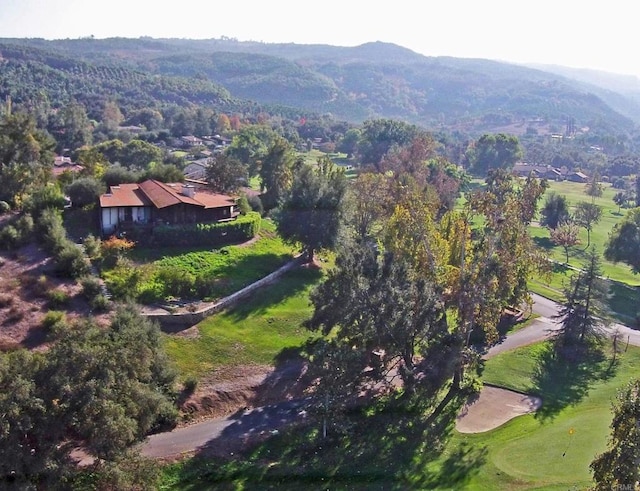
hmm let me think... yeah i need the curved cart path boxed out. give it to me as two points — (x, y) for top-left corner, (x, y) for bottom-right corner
(455, 293), (640, 433)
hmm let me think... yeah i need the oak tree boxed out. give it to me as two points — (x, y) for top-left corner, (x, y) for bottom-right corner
(273, 157), (347, 263)
(591, 379), (640, 490)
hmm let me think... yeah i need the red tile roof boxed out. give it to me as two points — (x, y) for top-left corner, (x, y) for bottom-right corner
(99, 183), (153, 208)
(99, 180), (236, 209)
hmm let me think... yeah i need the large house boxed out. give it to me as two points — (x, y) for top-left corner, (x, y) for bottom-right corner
(99, 179), (238, 236)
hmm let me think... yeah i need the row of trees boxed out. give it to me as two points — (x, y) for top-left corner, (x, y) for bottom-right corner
(260, 123), (640, 487)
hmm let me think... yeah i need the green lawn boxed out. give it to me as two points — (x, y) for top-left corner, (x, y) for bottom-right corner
(163, 265), (323, 378)
(461, 178), (640, 322)
(529, 180), (639, 285)
(526, 180), (640, 323)
(112, 219), (299, 303)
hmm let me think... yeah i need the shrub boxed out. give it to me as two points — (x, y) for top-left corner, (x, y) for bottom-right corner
(15, 214), (34, 237)
(33, 274), (50, 297)
(53, 243), (90, 279)
(0, 294), (14, 308)
(82, 234), (102, 262)
(104, 258), (145, 301)
(0, 225), (19, 250)
(80, 275), (103, 300)
(42, 310), (67, 330)
(150, 212), (261, 248)
(194, 274), (223, 299)
(183, 377), (198, 394)
(156, 266), (195, 299)
(90, 294), (111, 312)
(0, 201), (10, 214)
(46, 288), (71, 308)
(101, 235), (136, 268)
(36, 208), (67, 253)
(237, 194), (252, 215)
(23, 184), (66, 218)
(247, 194), (264, 215)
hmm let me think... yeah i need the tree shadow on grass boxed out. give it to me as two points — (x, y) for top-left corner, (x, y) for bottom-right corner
(529, 342), (616, 421)
(607, 281), (640, 327)
(223, 266), (323, 321)
(533, 236), (555, 251)
(169, 390), (486, 490)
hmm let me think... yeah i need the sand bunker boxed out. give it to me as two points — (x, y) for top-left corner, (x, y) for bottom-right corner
(456, 385), (542, 433)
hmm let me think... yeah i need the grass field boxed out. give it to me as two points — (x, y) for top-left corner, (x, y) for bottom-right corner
(525, 180), (640, 323)
(111, 219), (298, 303)
(529, 180), (639, 283)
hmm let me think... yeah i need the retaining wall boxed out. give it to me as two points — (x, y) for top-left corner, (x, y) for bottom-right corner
(144, 255), (304, 332)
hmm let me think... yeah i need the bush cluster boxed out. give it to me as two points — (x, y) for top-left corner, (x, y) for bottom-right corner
(144, 212), (261, 248)
(36, 209), (90, 279)
(0, 214), (34, 250)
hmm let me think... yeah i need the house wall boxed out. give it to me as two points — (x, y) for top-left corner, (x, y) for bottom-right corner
(101, 206), (152, 235)
(101, 208), (119, 235)
(100, 204), (234, 235)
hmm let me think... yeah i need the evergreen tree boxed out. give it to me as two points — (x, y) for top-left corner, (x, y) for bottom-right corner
(553, 247), (609, 357)
(259, 137), (296, 210)
(305, 243), (457, 436)
(539, 191), (570, 229)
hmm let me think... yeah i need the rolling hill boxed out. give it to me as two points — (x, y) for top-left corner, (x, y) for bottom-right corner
(1, 37), (639, 137)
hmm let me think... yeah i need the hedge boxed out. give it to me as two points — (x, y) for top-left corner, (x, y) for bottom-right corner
(139, 212), (262, 248)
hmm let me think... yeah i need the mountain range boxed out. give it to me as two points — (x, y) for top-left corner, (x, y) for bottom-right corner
(2, 36), (640, 137)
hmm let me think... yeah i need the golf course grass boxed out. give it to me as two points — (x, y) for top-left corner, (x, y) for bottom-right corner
(441, 340), (640, 490)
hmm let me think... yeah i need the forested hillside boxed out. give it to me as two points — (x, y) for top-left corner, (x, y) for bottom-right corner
(1, 37), (638, 137)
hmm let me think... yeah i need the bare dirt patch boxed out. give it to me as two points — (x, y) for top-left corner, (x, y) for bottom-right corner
(177, 359), (310, 426)
(0, 243), (110, 351)
(455, 385), (542, 433)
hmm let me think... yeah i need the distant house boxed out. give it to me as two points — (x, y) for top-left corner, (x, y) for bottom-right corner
(98, 179), (238, 236)
(183, 159), (210, 181)
(566, 171), (589, 183)
(118, 125), (145, 134)
(52, 155), (84, 177)
(180, 135), (204, 147)
(512, 163), (562, 180)
(202, 134), (232, 147)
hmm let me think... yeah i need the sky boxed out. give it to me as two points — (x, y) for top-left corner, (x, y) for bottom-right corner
(2, 0), (640, 78)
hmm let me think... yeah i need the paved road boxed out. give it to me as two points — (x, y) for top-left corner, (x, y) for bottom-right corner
(140, 399), (308, 459)
(485, 293), (640, 359)
(139, 293), (640, 460)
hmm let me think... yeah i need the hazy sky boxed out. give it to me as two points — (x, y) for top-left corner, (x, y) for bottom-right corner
(2, 0), (639, 78)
